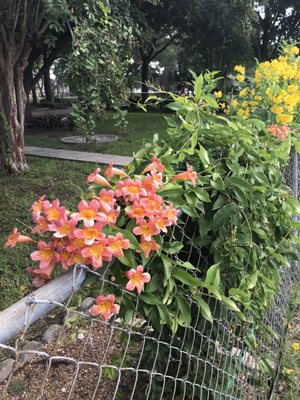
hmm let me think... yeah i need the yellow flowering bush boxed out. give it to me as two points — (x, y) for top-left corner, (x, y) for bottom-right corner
(229, 44), (300, 132)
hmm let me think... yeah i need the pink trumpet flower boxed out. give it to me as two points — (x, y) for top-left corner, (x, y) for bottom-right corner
(104, 162), (129, 179)
(90, 295), (120, 321)
(4, 228), (35, 248)
(125, 265), (151, 294)
(171, 165), (198, 187)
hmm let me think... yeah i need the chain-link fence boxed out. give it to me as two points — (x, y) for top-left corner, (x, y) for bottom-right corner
(0, 153), (299, 400)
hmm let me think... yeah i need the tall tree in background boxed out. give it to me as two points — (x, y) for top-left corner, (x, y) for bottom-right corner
(0, 0), (70, 172)
(253, 0), (300, 61)
(0, 0), (132, 173)
(177, 0), (255, 81)
(130, 0), (193, 101)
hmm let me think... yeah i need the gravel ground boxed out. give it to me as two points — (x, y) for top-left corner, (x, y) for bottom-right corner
(0, 312), (145, 399)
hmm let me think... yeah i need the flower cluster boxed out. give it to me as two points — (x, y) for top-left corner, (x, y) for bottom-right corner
(3, 158), (199, 322)
(229, 44), (300, 127)
(268, 124), (290, 141)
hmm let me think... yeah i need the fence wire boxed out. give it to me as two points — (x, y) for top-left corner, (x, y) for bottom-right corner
(0, 153), (299, 400)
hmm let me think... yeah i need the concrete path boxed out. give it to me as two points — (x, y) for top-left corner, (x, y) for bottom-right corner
(25, 146), (133, 166)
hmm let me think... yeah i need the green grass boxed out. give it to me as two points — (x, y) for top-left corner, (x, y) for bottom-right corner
(25, 111), (169, 156)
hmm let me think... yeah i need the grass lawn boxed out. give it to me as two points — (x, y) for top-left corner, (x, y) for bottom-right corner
(25, 111), (169, 156)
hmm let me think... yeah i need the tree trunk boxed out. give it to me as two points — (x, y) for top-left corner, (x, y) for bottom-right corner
(0, 58), (28, 173)
(44, 68), (54, 103)
(32, 86), (38, 104)
(141, 58), (149, 103)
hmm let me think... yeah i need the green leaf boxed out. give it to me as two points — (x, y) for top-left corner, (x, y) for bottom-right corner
(194, 188), (211, 203)
(194, 295), (213, 323)
(176, 296), (192, 325)
(205, 264), (220, 287)
(227, 177), (253, 192)
(220, 295), (240, 313)
(139, 292), (162, 306)
(198, 145), (210, 167)
(181, 204), (199, 218)
(161, 254), (172, 283)
(202, 95), (218, 108)
(172, 269), (202, 287)
(194, 74), (204, 101)
(211, 203), (236, 230)
(287, 196), (300, 215)
(146, 274), (161, 293)
(166, 102), (184, 111)
(118, 249), (136, 268)
(163, 241), (184, 255)
(156, 304), (170, 324)
(258, 358), (275, 378)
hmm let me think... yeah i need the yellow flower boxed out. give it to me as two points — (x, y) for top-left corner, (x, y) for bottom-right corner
(220, 102), (226, 109)
(234, 65), (245, 75)
(290, 46), (299, 55)
(270, 105), (283, 115)
(288, 85), (298, 93)
(214, 91), (222, 98)
(231, 99), (238, 108)
(239, 88), (248, 97)
(291, 342), (300, 351)
(288, 323), (293, 330)
(284, 368), (296, 375)
(276, 114), (293, 124)
(236, 74), (245, 83)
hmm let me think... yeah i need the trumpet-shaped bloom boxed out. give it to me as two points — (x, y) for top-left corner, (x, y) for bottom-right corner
(165, 204), (180, 225)
(28, 263), (56, 287)
(4, 228), (35, 248)
(142, 156), (165, 174)
(31, 241), (56, 269)
(45, 199), (68, 224)
(133, 220), (160, 241)
(138, 238), (160, 258)
(90, 294), (120, 321)
(125, 265), (151, 294)
(87, 168), (112, 187)
(104, 162), (129, 179)
(30, 195), (50, 222)
(115, 179), (147, 201)
(51, 219), (77, 238)
(171, 165), (197, 187)
(126, 203), (146, 220)
(81, 241), (113, 269)
(32, 216), (50, 233)
(107, 233), (129, 258)
(106, 207), (121, 225)
(71, 199), (101, 227)
(74, 224), (106, 245)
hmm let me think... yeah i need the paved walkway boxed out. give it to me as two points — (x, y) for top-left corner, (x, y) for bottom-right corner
(25, 146), (133, 166)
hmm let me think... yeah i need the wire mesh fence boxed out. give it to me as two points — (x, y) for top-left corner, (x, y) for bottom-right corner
(0, 152), (299, 400)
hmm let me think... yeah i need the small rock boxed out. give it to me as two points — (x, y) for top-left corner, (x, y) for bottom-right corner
(0, 358), (15, 383)
(61, 387), (67, 393)
(77, 333), (85, 340)
(79, 297), (95, 312)
(42, 324), (63, 344)
(19, 341), (43, 364)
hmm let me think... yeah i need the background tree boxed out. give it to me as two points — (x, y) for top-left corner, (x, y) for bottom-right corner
(130, 0), (194, 101)
(0, 0), (132, 173)
(176, 0), (255, 82)
(253, 0), (300, 61)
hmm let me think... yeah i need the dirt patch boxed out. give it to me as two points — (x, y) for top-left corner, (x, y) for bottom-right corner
(0, 312), (145, 399)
